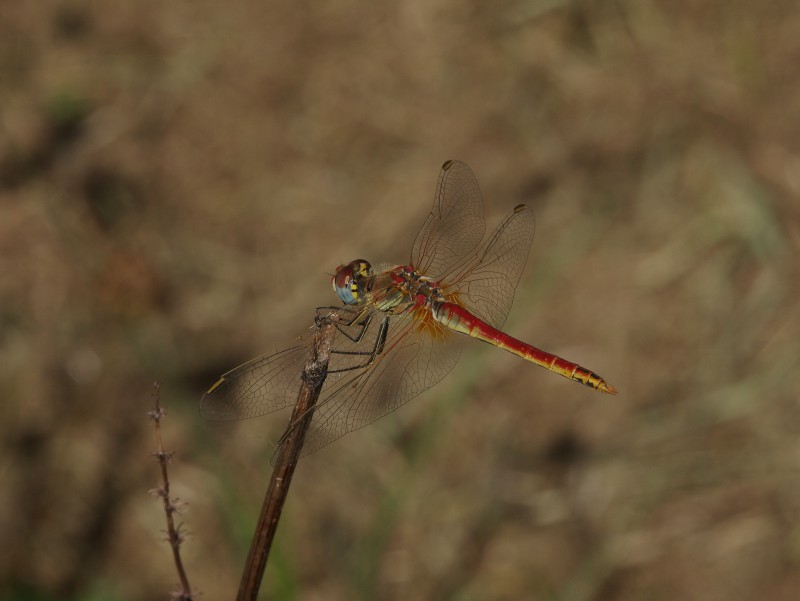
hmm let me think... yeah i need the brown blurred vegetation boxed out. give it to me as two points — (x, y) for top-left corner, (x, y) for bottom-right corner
(2, 1), (800, 600)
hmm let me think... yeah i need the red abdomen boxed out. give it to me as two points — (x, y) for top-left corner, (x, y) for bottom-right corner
(432, 302), (616, 394)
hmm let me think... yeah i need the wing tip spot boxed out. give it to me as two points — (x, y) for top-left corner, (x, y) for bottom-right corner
(206, 376), (226, 394)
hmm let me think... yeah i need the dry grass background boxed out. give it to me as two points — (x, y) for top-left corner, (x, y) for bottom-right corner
(2, 1), (800, 600)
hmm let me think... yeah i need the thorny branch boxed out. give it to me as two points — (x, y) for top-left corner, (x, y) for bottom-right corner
(149, 382), (194, 601)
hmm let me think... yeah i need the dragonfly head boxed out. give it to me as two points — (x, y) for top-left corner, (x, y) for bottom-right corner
(332, 259), (373, 305)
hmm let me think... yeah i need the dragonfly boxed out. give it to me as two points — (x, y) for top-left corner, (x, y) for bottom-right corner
(201, 160), (616, 462)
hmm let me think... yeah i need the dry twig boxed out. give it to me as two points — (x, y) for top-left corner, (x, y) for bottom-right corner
(148, 382), (194, 601)
(237, 316), (336, 601)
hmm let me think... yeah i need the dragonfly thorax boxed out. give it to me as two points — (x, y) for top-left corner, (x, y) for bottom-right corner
(334, 259), (445, 314)
(366, 266), (446, 315)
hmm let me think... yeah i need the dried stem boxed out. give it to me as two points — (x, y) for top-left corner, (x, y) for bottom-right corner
(148, 382), (194, 601)
(237, 317), (336, 601)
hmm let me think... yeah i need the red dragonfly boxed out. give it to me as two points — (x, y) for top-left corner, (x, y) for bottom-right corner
(201, 160), (616, 461)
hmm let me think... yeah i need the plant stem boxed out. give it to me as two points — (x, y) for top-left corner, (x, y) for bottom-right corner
(236, 317), (336, 601)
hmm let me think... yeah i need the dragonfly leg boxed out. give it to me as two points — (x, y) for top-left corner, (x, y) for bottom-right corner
(335, 314), (374, 344)
(316, 305), (378, 344)
(317, 305), (372, 328)
(328, 315), (390, 373)
(316, 305), (357, 324)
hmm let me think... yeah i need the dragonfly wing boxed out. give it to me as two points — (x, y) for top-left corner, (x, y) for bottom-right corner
(200, 344), (309, 421)
(274, 312), (462, 463)
(411, 160), (486, 278)
(199, 306), (384, 422)
(447, 204), (535, 329)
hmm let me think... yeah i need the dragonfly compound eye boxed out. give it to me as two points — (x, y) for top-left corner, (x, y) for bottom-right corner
(332, 265), (353, 304)
(355, 260), (373, 278)
(333, 259), (373, 305)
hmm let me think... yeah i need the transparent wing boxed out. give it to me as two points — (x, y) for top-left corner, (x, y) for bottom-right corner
(199, 346), (308, 421)
(199, 307), (380, 422)
(442, 204), (535, 329)
(276, 310), (462, 463)
(200, 306), (462, 463)
(411, 160), (486, 278)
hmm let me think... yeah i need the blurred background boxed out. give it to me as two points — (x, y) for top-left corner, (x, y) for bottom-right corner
(2, 1), (800, 600)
